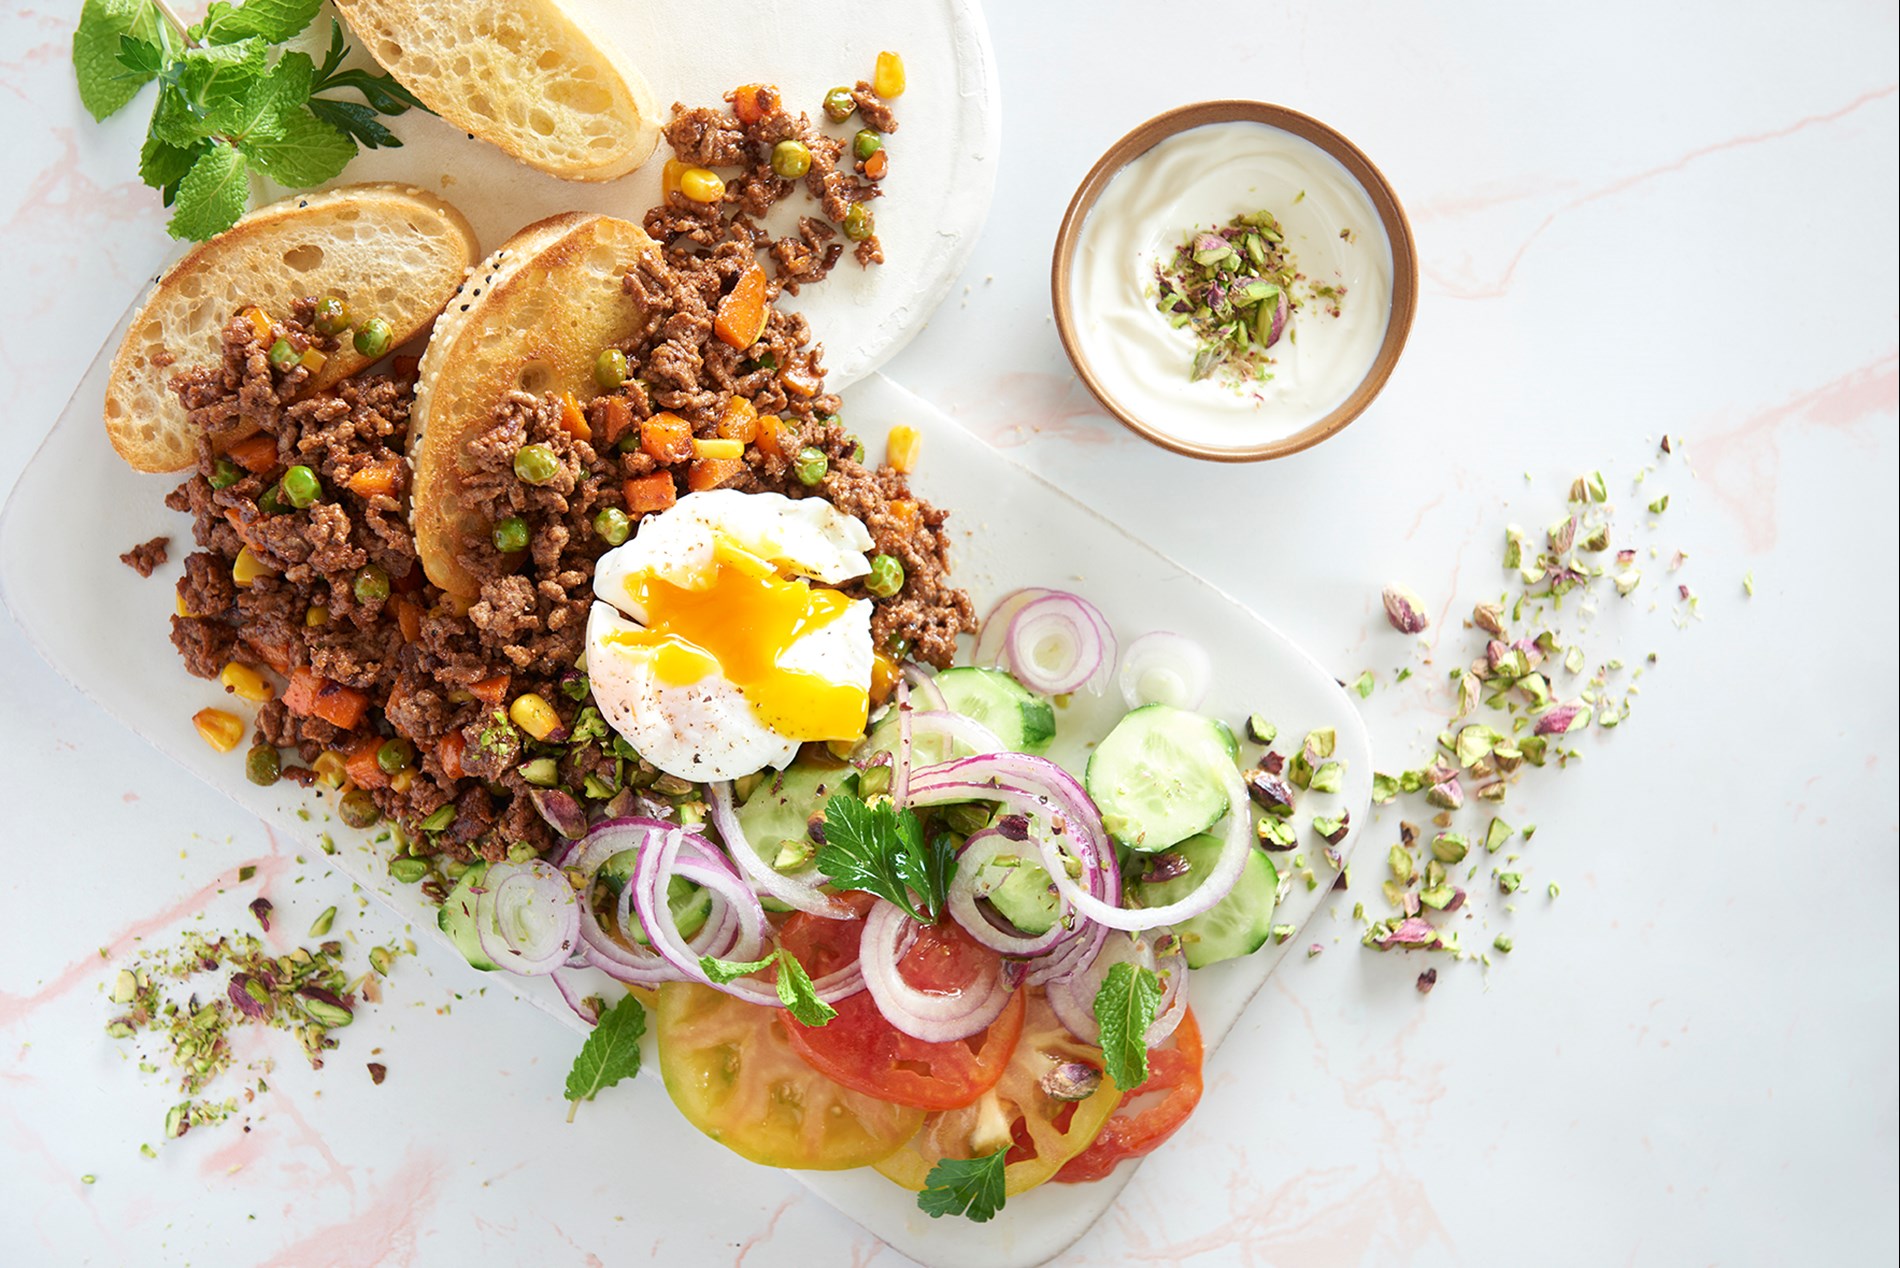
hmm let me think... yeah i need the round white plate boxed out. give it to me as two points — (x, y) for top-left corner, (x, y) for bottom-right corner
(269, 0), (1001, 389)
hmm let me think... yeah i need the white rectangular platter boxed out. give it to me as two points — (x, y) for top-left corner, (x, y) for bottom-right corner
(0, 302), (1369, 1268)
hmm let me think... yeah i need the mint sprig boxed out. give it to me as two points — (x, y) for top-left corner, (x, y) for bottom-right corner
(1093, 960), (1162, 1092)
(699, 948), (838, 1028)
(562, 992), (647, 1122)
(918, 1147), (1009, 1222)
(70, 3), (425, 241)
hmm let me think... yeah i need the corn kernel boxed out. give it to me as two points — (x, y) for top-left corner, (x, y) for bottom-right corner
(219, 662), (274, 703)
(232, 545), (274, 587)
(873, 51), (906, 99)
(662, 158), (686, 199)
(306, 605), (329, 627)
(389, 767), (417, 794)
(175, 593), (191, 618)
(299, 347), (328, 373)
(693, 437), (744, 461)
(241, 307), (274, 343)
(192, 707), (245, 753)
(312, 751), (349, 789)
(509, 692), (561, 741)
(679, 167), (726, 204)
(886, 424), (921, 474)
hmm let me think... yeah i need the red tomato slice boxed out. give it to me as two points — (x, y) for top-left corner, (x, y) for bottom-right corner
(1053, 1007), (1204, 1183)
(779, 898), (1026, 1111)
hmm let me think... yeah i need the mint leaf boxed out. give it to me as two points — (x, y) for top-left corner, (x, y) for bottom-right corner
(116, 35), (164, 78)
(138, 133), (207, 204)
(563, 992), (646, 1119)
(73, 0), (162, 121)
(699, 951), (776, 985)
(775, 949), (837, 1027)
(149, 40), (267, 146)
(817, 793), (942, 923)
(238, 106), (353, 188)
(167, 140), (250, 240)
(214, 50), (307, 146)
(198, 0), (322, 45)
(918, 1147), (1009, 1222)
(1093, 960), (1162, 1092)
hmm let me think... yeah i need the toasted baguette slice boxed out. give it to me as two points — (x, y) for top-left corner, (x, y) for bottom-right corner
(105, 184), (479, 473)
(411, 212), (659, 598)
(333, 0), (661, 182)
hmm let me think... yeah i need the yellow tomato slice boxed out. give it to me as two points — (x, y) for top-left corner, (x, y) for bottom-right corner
(873, 989), (1122, 1197)
(655, 982), (925, 1170)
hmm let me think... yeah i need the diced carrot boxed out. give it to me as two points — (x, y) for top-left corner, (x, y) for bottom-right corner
(283, 667), (326, 716)
(624, 472), (678, 514)
(246, 632), (294, 676)
(346, 463), (400, 499)
(714, 263), (770, 350)
(640, 412), (695, 464)
(439, 731), (467, 781)
(559, 393), (591, 442)
(687, 457), (744, 492)
(888, 499), (921, 535)
(224, 508), (261, 552)
(227, 433), (280, 474)
(468, 674), (510, 706)
(595, 395), (634, 447)
(729, 82), (777, 124)
(312, 681), (370, 731)
(781, 363), (821, 398)
(860, 149), (889, 181)
(241, 307), (274, 343)
(343, 734), (389, 790)
(756, 415), (787, 460)
(718, 396), (759, 444)
(393, 595), (421, 643)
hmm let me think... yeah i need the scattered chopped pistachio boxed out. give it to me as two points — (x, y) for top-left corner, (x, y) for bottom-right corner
(1382, 585), (1430, 634)
(1371, 773), (1399, 803)
(1431, 832), (1469, 864)
(1246, 714), (1278, 745)
(1388, 844), (1416, 886)
(307, 907), (337, 938)
(1309, 761), (1344, 794)
(1647, 494), (1669, 514)
(1473, 602), (1505, 635)
(1484, 819), (1515, 853)
(1497, 872), (1524, 894)
(1270, 924), (1297, 945)
(1312, 813), (1349, 845)
(1743, 571), (1756, 597)
(1306, 943), (1324, 959)
(1352, 671), (1375, 699)
(1493, 935), (1514, 953)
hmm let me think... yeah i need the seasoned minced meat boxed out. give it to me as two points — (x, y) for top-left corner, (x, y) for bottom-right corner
(120, 536), (169, 576)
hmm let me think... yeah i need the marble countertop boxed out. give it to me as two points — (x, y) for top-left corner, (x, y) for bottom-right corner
(1, 2), (1895, 1265)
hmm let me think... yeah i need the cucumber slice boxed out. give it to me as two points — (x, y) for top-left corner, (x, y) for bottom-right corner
(934, 667), (1057, 754)
(736, 761), (859, 866)
(978, 855), (1060, 935)
(1085, 704), (1237, 852)
(437, 862), (498, 971)
(1132, 834), (1279, 968)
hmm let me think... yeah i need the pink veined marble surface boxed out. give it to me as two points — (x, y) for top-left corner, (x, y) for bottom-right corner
(1, 2), (1896, 1266)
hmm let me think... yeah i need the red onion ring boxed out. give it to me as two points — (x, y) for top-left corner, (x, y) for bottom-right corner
(472, 860), (580, 977)
(945, 826), (1082, 958)
(1117, 631), (1213, 711)
(893, 679), (916, 805)
(901, 662), (947, 712)
(551, 969), (601, 1025)
(858, 899), (1016, 1042)
(1045, 931), (1190, 1049)
(558, 818), (737, 985)
(706, 782), (852, 919)
(1003, 593), (1115, 696)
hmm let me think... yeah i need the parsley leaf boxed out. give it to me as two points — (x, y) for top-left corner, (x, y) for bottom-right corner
(698, 949), (838, 1028)
(918, 1147), (1009, 1222)
(73, 0), (164, 121)
(563, 992), (647, 1121)
(1093, 960), (1162, 1092)
(167, 140), (250, 241)
(817, 793), (949, 923)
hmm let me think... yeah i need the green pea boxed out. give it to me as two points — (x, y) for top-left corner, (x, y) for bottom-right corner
(843, 203), (875, 243)
(852, 129), (882, 162)
(353, 564), (390, 605)
(388, 856), (430, 884)
(492, 515), (530, 553)
(420, 804), (456, 833)
(594, 347), (629, 390)
(866, 553), (905, 598)
(312, 295), (350, 336)
(513, 443), (560, 485)
(848, 435), (865, 463)
(793, 446), (829, 486)
(268, 338), (299, 371)
(770, 139), (812, 179)
(823, 87), (856, 122)
(257, 482), (290, 516)
(594, 507), (631, 546)
(339, 789), (380, 829)
(209, 458), (242, 490)
(353, 317), (393, 359)
(281, 465), (321, 509)
(376, 738), (415, 776)
(244, 744), (281, 787)
(885, 631), (911, 659)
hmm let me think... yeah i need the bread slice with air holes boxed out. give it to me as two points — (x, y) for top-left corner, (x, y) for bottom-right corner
(332, 0), (662, 182)
(104, 183), (480, 474)
(410, 212), (660, 599)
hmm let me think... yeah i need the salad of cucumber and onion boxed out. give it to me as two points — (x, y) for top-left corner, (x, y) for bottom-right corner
(435, 588), (1320, 1223)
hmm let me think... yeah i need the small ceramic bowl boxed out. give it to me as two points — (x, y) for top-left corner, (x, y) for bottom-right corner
(1051, 100), (1418, 462)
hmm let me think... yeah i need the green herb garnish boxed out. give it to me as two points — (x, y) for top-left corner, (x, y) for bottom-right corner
(71, 2), (424, 241)
(1093, 960), (1162, 1092)
(698, 949), (838, 1028)
(563, 992), (646, 1122)
(815, 793), (953, 923)
(918, 1147), (1009, 1223)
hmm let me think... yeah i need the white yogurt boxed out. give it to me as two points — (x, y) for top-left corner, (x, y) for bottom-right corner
(1071, 121), (1394, 449)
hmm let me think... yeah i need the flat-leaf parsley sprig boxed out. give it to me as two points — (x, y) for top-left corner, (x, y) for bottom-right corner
(816, 792), (955, 924)
(71, 0), (426, 241)
(918, 1146), (1010, 1222)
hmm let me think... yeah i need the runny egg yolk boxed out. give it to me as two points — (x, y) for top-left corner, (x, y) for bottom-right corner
(604, 539), (868, 740)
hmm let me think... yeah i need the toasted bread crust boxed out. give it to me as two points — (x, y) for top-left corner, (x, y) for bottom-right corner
(410, 213), (659, 598)
(104, 184), (479, 473)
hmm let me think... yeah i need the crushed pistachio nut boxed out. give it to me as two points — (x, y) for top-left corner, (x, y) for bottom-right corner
(1382, 585), (1431, 634)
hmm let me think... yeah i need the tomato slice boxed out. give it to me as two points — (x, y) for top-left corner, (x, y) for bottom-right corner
(874, 988), (1123, 1198)
(1053, 1007), (1204, 1183)
(654, 981), (924, 1170)
(780, 901), (1025, 1111)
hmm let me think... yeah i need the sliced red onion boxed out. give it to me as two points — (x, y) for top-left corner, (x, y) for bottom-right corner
(1117, 631), (1213, 711)
(858, 899), (1017, 1042)
(706, 782), (852, 919)
(893, 679), (916, 805)
(946, 827), (1082, 958)
(901, 662), (947, 713)
(1004, 593), (1115, 695)
(473, 860), (580, 977)
(558, 818), (736, 985)
(1045, 931), (1189, 1049)
(551, 969), (600, 1025)
(973, 587), (1051, 668)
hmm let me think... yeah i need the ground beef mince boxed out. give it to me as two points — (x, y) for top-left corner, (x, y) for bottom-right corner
(160, 85), (964, 868)
(120, 535), (169, 576)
